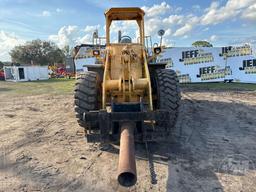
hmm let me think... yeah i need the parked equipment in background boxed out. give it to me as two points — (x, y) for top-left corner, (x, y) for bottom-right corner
(48, 62), (75, 79)
(0, 69), (5, 80)
(73, 7), (180, 187)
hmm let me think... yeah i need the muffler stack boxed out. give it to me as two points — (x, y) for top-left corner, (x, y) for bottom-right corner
(117, 122), (137, 187)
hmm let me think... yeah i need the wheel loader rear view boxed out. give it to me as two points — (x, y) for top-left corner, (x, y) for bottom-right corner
(73, 7), (180, 187)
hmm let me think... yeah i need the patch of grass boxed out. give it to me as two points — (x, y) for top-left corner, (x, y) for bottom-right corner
(180, 82), (256, 91)
(0, 78), (75, 96)
(1, 79), (256, 97)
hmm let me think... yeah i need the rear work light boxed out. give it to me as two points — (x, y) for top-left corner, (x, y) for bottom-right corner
(93, 50), (100, 56)
(153, 47), (162, 54)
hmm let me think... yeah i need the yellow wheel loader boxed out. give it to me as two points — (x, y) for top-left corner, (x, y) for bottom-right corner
(73, 7), (180, 187)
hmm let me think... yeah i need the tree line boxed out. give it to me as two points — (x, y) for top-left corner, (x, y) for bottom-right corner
(0, 39), (212, 69)
(8, 39), (71, 66)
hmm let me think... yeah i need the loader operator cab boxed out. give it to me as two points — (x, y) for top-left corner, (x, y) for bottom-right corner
(105, 8), (164, 62)
(105, 7), (145, 45)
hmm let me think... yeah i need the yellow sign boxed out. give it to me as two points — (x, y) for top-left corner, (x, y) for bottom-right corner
(198, 66), (232, 80)
(244, 67), (256, 74)
(178, 74), (191, 83)
(156, 57), (173, 67)
(240, 59), (256, 74)
(221, 45), (252, 57)
(180, 49), (214, 65)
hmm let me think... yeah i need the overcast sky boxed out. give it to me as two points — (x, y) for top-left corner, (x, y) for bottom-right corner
(0, 0), (256, 61)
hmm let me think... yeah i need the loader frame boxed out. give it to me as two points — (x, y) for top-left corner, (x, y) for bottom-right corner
(73, 7), (180, 187)
(102, 8), (153, 110)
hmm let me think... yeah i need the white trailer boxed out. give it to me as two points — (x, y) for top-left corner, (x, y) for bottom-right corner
(4, 65), (49, 82)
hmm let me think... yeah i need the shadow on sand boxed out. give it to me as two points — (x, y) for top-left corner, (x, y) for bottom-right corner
(101, 93), (256, 191)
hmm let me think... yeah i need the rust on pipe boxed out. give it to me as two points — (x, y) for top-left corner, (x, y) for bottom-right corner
(117, 121), (137, 187)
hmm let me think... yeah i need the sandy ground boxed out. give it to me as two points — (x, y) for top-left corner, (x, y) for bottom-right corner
(0, 87), (256, 192)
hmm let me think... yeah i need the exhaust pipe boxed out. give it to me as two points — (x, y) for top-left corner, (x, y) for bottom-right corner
(117, 122), (137, 187)
(118, 30), (122, 43)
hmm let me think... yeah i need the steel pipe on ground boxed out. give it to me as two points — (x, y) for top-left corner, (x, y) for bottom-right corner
(117, 121), (137, 187)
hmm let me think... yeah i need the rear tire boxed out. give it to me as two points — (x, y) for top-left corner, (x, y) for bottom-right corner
(155, 69), (180, 129)
(74, 72), (101, 128)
